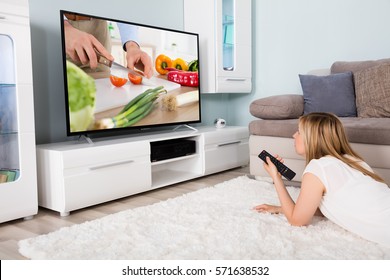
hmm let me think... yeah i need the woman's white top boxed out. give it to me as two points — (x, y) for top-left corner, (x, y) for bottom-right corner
(303, 156), (390, 248)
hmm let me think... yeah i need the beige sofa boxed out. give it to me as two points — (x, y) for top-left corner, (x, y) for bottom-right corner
(249, 59), (390, 185)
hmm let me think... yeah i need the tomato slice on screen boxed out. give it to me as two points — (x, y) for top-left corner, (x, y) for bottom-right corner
(128, 72), (142, 85)
(110, 75), (128, 87)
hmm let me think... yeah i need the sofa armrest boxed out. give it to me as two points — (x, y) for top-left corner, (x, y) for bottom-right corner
(249, 94), (304, 120)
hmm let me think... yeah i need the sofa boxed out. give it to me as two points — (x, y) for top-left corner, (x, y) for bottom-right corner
(249, 58), (390, 185)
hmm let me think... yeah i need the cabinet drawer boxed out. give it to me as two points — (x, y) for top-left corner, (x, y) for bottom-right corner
(204, 140), (249, 175)
(203, 127), (249, 146)
(61, 141), (149, 169)
(63, 155), (151, 212)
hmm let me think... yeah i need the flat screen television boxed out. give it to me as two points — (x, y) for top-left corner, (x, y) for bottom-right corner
(60, 10), (201, 137)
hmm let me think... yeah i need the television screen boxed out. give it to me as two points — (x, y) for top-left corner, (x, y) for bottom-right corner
(60, 10), (201, 136)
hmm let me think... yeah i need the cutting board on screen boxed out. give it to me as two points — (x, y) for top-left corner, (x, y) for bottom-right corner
(94, 76), (180, 113)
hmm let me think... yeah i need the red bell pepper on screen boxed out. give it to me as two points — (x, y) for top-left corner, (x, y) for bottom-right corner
(167, 70), (199, 87)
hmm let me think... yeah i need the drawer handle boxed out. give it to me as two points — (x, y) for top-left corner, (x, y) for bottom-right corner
(225, 78), (246, 82)
(217, 140), (241, 147)
(89, 160), (135, 170)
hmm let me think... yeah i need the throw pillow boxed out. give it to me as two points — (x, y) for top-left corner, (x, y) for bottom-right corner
(353, 63), (390, 117)
(249, 94), (304, 120)
(299, 72), (357, 117)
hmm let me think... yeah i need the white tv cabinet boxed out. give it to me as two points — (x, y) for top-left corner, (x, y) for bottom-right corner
(36, 126), (249, 216)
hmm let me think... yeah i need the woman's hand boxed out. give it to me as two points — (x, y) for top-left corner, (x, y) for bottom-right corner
(253, 204), (282, 214)
(263, 154), (284, 181)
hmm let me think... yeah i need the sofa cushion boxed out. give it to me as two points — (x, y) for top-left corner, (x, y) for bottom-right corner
(249, 117), (390, 145)
(341, 117), (390, 144)
(249, 119), (299, 139)
(249, 94), (303, 120)
(353, 63), (390, 117)
(299, 72), (357, 117)
(331, 58), (390, 74)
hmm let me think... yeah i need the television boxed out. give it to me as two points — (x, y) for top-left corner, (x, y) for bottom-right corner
(60, 10), (201, 137)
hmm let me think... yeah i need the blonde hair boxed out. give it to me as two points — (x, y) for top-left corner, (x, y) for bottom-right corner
(299, 112), (385, 183)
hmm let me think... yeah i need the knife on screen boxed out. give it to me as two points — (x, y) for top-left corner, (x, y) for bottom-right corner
(96, 50), (155, 86)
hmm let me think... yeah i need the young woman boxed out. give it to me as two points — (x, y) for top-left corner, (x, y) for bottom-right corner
(254, 112), (390, 248)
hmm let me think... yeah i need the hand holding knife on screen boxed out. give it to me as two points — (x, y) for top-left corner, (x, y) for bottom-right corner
(95, 49), (155, 86)
(64, 15), (153, 78)
(63, 19), (114, 69)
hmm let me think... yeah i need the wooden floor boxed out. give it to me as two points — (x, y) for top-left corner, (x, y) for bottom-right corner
(0, 166), (249, 260)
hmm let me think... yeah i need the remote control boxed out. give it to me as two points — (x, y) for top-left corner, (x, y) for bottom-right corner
(258, 150), (296, 181)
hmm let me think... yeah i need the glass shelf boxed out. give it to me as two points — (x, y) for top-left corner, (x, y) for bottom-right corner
(0, 84), (18, 134)
(0, 83), (16, 86)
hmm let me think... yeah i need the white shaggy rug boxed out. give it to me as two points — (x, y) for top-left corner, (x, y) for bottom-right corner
(19, 176), (390, 260)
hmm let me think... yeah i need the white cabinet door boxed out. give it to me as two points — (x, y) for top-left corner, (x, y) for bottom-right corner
(63, 155), (151, 212)
(184, 0), (252, 93)
(202, 127), (249, 175)
(37, 140), (152, 216)
(0, 0), (37, 223)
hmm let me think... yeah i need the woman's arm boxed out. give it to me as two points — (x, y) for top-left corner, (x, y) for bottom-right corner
(261, 156), (325, 226)
(286, 173), (325, 225)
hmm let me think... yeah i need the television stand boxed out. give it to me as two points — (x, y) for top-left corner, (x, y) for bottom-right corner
(36, 126), (249, 216)
(78, 134), (93, 144)
(172, 124), (198, 132)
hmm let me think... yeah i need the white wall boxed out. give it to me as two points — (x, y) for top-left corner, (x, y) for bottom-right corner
(28, 0), (390, 143)
(228, 0), (390, 127)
